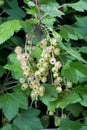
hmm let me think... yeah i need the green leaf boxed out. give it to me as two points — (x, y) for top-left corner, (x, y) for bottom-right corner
(66, 47), (86, 63)
(4, 0), (25, 20)
(62, 61), (78, 83)
(0, 124), (12, 130)
(59, 118), (82, 130)
(66, 103), (83, 117)
(40, 84), (58, 106)
(59, 25), (78, 41)
(73, 16), (87, 41)
(70, 62), (87, 76)
(79, 46), (87, 53)
(0, 92), (28, 120)
(13, 108), (43, 130)
(75, 85), (87, 106)
(57, 91), (81, 109)
(0, 20), (22, 44)
(65, 0), (87, 12)
(4, 53), (23, 79)
(41, 5), (64, 18)
(31, 47), (42, 60)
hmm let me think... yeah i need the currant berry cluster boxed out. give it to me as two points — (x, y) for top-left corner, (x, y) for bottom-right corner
(15, 37), (72, 99)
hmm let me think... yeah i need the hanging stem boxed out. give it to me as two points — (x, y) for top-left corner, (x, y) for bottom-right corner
(37, 0), (43, 40)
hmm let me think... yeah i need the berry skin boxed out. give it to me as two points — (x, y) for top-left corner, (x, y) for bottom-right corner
(56, 87), (62, 93)
(15, 46), (22, 54)
(21, 83), (28, 90)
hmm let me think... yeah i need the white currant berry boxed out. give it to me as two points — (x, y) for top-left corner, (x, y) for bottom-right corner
(56, 87), (62, 93)
(43, 62), (48, 68)
(15, 46), (22, 54)
(50, 57), (56, 65)
(41, 77), (47, 83)
(23, 71), (29, 77)
(21, 83), (28, 90)
(39, 58), (45, 64)
(22, 53), (29, 61)
(35, 71), (41, 77)
(16, 53), (23, 61)
(52, 67), (58, 73)
(33, 85), (39, 91)
(56, 77), (62, 82)
(49, 46), (55, 52)
(19, 78), (25, 83)
(53, 73), (58, 78)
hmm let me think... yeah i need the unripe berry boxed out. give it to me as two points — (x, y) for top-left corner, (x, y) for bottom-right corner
(21, 83), (28, 90)
(66, 81), (72, 88)
(56, 87), (62, 93)
(15, 46), (22, 54)
(49, 46), (55, 52)
(49, 111), (54, 116)
(39, 68), (45, 73)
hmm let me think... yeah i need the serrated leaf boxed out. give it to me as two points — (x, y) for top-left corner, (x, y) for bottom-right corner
(66, 47), (86, 63)
(57, 91), (81, 109)
(0, 20), (22, 44)
(13, 108), (43, 130)
(41, 5), (64, 18)
(75, 86), (87, 106)
(70, 62), (87, 76)
(60, 25), (78, 41)
(59, 118), (82, 130)
(62, 61), (78, 83)
(0, 92), (28, 120)
(4, 0), (25, 20)
(65, 0), (87, 12)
